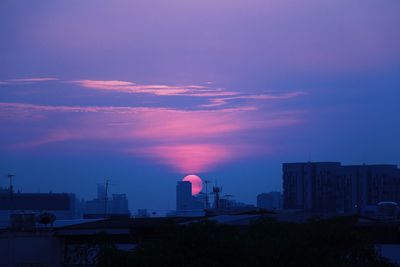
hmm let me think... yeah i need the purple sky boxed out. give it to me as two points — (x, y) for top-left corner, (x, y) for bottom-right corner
(1, 1), (400, 212)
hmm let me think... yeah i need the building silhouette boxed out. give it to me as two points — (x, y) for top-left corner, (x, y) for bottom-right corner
(176, 181), (203, 213)
(283, 162), (400, 216)
(0, 187), (77, 226)
(257, 191), (282, 210)
(83, 184), (130, 217)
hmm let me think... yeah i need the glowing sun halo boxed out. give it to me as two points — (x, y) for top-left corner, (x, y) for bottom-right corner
(183, 174), (203, 195)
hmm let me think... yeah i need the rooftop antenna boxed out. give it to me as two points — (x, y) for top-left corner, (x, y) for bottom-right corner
(203, 180), (211, 209)
(212, 186), (222, 209)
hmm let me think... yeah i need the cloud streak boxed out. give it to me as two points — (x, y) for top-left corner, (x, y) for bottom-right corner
(201, 91), (307, 107)
(69, 79), (306, 109)
(70, 79), (226, 97)
(6, 77), (59, 83)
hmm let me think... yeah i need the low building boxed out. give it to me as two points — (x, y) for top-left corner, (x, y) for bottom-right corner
(257, 192), (282, 210)
(83, 184), (130, 217)
(0, 187), (78, 226)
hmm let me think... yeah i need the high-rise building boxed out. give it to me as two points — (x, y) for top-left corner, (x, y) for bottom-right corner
(283, 162), (341, 212)
(176, 181), (193, 211)
(282, 162), (400, 215)
(176, 181), (203, 212)
(257, 191), (282, 210)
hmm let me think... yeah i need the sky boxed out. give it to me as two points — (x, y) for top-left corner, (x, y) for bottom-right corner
(1, 0), (400, 213)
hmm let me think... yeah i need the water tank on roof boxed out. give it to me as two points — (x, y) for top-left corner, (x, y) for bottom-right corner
(37, 212), (56, 225)
(377, 201), (398, 219)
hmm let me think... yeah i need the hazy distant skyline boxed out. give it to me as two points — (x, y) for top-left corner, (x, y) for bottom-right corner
(1, 1), (399, 212)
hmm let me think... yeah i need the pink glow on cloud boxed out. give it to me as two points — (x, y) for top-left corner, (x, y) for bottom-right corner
(133, 144), (242, 174)
(70, 79), (243, 98)
(71, 79), (214, 96)
(1, 100), (302, 173)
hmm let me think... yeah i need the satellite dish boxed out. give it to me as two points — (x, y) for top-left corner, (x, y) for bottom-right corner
(37, 212), (56, 225)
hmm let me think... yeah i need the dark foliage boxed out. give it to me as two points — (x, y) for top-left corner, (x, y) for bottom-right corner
(98, 218), (397, 267)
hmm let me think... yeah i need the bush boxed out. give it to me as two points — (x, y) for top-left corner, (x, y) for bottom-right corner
(98, 219), (397, 267)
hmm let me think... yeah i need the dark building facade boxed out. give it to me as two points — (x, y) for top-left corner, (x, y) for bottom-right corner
(83, 185), (130, 217)
(176, 181), (203, 213)
(283, 162), (400, 215)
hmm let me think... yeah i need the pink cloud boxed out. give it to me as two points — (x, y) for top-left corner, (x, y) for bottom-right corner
(69, 79), (246, 98)
(132, 144), (249, 173)
(1, 101), (303, 173)
(69, 79), (306, 109)
(70, 79), (215, 96)
(134, 142), (272, 174)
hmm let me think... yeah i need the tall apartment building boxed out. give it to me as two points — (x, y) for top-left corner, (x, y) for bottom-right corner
(283, 162), (400, 215)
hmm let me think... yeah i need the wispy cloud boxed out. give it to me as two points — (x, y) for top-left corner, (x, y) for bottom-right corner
(2, 78), (304, 111)
(6, 77), (59, 83)
(68, 79), (307, 110)
(70, 79), (218, 96)
(0, 102), (157, 113)
(201, 91), (306, 107)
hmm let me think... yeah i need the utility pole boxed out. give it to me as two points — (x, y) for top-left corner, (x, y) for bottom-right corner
(7, 174), (16, 267)
(8, 174), (16, 214)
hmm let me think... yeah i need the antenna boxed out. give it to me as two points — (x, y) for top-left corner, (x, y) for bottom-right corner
(212, 186), (222, 209)
(204, 180), (211, 209)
